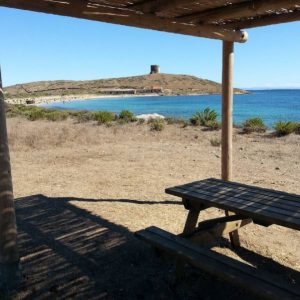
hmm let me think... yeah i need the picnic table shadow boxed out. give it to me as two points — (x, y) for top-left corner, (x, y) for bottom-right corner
(6, 194), (299, 300)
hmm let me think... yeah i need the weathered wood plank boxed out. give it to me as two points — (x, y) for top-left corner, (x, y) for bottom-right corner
(177, 0), (300, 23)
(170, 186), (300, 220)
(187, 215), (252, 245)
(221, 41), (234, 181)
(168, 179), (300, 211)
(224, 10), (300, 30)
(130, 0), (195, 13)
(182, 178), (300, 203)
(208, 178), (300, 202)
(0, 0), (248, 42)
(181, 182), (300, 211)
(136, 226), (300, 300)
(166, 185), (300, 230)
(182, 209), (201, 236)
(221, 40), (240, 247)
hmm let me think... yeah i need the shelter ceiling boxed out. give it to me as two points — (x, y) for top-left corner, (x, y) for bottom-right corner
(0, 1), (299, 42)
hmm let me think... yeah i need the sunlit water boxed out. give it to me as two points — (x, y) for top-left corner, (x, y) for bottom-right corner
(43, 89), (300, 127)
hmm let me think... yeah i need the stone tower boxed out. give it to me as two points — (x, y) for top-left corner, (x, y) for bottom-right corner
(150, 65), (160, 74)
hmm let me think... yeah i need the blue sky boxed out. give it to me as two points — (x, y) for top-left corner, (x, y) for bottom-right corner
(0, 7), (299, 88)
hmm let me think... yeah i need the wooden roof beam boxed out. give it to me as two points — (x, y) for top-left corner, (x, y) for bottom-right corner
(224, 10), (300, 29)
(178, 0), (300, 23)
(0, 0), (248, 42)
(130, 0), (195, 14)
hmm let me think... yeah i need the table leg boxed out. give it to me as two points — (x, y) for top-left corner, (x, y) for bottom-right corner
(225, 211), (241, 248)
(182, 209), (200, 236)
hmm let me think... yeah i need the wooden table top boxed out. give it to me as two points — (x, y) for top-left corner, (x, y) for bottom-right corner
(166, 178), (300, 231)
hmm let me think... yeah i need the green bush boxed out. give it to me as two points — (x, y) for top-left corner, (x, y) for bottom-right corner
(190, 114), (200, 126)
(274, 121), (295, 137)
(205, 120), (221, 131)
(92, 111), (116, 124)
(45, 111), (69, 121)
(190, 108), (218, 126)
(6, 105), (49, 121)
(119, 110), (136, 122)
(293, 122), (300, 135)
(242, 118), (266, 133)
(149, 119), (165, 131)
(6, 105), (23, 118)
(71, 110), (94, 123)
(25, 108), (46, 121)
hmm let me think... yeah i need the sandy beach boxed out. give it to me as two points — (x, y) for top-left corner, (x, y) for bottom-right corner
(5, 117), (299, 299)
(4, 90), (248, 106)
(5, 93), (163, 106)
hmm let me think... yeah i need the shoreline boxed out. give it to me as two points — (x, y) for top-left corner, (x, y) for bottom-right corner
(5, 93), (161, 106)
(5, 91), (248, 106)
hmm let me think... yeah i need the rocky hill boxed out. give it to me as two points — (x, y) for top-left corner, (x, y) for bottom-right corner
(4, 73), (246, 100)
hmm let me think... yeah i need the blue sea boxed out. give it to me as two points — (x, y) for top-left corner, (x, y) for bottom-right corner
(43, 89), (300, 127)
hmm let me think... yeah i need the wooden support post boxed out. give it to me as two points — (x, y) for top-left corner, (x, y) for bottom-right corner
(182, 209), (200, 236)
(0, 67), (20, 290)
(221, 41), (240, 248)
(222, 41), (233, 181)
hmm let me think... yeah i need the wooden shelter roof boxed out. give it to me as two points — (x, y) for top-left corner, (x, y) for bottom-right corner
(0, 1), (299, 43)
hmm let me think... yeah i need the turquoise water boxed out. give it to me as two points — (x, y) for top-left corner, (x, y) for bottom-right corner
(43, 89), (300, 127)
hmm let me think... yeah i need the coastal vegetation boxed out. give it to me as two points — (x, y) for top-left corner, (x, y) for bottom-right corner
(92, 111), (116, 124)
(294, 123), (300, 134)
(119, 110), (136, 123)
(242, 118), (267, 133)
(190, 107), (217, 126)
(149, 119), (165, 131)
(5, 104), (299, 137)
(190, 108), (221, 131)
(165, 117), (187, 126)
(274, 121), (297, 137)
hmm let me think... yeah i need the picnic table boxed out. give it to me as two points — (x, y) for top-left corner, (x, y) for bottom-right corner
(136, 178), (300, 300)
(166, 177), (300, 243)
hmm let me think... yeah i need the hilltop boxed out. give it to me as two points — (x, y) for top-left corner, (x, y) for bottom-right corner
(4, 73), (247, 104)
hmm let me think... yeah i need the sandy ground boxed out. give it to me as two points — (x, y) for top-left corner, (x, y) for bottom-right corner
(4, 118), (300, 299)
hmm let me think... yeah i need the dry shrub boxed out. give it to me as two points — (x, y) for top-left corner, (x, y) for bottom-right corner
(137, 118), (145, 125)
(210, 137), (221, 147)
(24, 133), (39, 149)
(149, 119), (165, 131)
(242, 118), (266, 134)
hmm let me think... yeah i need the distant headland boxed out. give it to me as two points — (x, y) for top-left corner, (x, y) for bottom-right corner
(4, 65), (247, 105)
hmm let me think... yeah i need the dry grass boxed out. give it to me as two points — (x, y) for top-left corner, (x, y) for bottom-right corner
(8, 119), (100, 150)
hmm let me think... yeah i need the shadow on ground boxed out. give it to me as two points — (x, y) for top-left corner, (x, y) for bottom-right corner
(4, 195), (299, 299)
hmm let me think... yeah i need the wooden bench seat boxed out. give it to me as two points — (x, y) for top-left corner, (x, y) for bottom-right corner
(135, 226), (300, 300)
